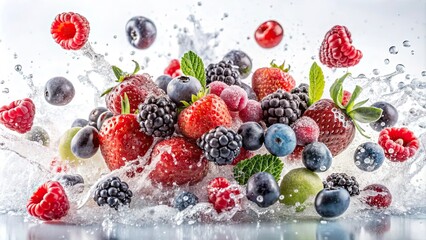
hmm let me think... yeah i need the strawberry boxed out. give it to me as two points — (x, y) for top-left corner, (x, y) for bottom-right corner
(149, 137), (209, 187)
(319, 25), (363, 68)
(303, 73), (382, 156)
(251, 61), (296, 100)
(178, 94), (232, 139)
(99, 95), (154, 171)
(103, 61), (164, 115)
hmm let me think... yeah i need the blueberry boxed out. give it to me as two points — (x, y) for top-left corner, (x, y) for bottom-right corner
(88, 107), (108, 122)
(167, 76), (202, 105)
(155, 75), (173, 93)
(302, 142), (333, 172)
(174, 191), (199, 211)
(97, 111), (114, 130)
(369, 102), (398, 131)
(240, 82), (258, 101)
(70, 126), (100, 159)
(237, 122), (264, 151)
(44, 77), (75, 106)
(223, 50), (252, 79)
(246, 172), (280, 208)
(55, 174), (84, 187)
(25, 126), (50, 147)
(126, 16), (157, 49)
(353, 142), (385, 172)
(71, 118), (89, 128)
(264, 124), (296, 157)
(314, 187), (350, 218)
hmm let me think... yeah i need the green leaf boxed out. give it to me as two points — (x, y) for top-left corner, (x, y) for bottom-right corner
(121, 93), (131, 114)
(131, 60), (140, 75)
(329, 73), (350, 109)
(112, 66), (124, 80)
(353, 121), (370, 138)
(352, 98), (369, 110)
(181, 51), (206, 89)
(345, 85), (362, 112)
(100, 87), (113, 97)
(308, 62), (325, 106)
(348, 106), (383, 123)
(233, 154), (284, 185)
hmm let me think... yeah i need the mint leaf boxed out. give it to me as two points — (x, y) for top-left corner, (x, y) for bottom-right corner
(345, 85), (362, 112)
(308, 62), (325, 106)
(131, 60), (141, 75)
(112, 66), (124, 80)
(181, 51), (206, 89)
(348, 106), (383, 123)
(233, 154), (284, 185)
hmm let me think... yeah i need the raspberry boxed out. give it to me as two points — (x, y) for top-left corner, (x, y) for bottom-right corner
(342, 90), (351, 106)
(51, 12), (90, 50)
(49, 157), (69, 173)
(207, 177), (241, 213)
(239, 100), (262, 123)
(220, 85), (248, 112)
(209, 81), (229, 97)
(27, 181), (70, 221)
(362, 184), (392, 209)
(0, 98), (35, 134)
(292, 116), (320, 146)
(164, 59), (182, 77)
(319, 25), (363, 68)
(378, 127), (419, 162)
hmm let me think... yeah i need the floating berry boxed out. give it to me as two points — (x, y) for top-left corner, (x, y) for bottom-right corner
(223, 50), (253, 79)
(362, 184), (392, 209)
(319, 25), (363, 68)
(51, 12), (90, 50)
(254, 20), (284, 48)
(44, 77), (75, 106)
(0, 98), (35, 134)
(378, 127), (419, 162)
(126, 16), (157, 49)
(370, 102), (399, 132)
(27, 181), (70, 221)
(354, 142), (385, 172)
(164, 59), (182, 77)
(292, 116), (320, 146)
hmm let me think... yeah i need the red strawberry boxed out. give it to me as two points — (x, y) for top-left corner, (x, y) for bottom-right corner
(207, 177), (241, 213)
(378, 127), (419, 162)
(252, 61), (296, 100)
(303, 74), (382, 156)
(27, 181), (69, 221)
(50, 12), (90, 50)
(319, 25), (363, 68)
(164, 59), (182, 77)
(342, 90), (351, 106)
(99, 113), (153, 171)
(0, 98), (35, 134)
(178, 94), (232, 139)
(149, 137), (209, 187)
(104, 62), (164, 115)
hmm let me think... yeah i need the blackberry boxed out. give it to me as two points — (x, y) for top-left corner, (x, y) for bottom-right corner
(206, 60), (241, 86)
(323, 173), (360, 196)
(197, 126), (243, 165)
(174, 191), (199, 211)
(93, 177), (132, 210)
(291, 83), (309, 114)
(137, 96), (177, 138)
(261, 89), (303, 127)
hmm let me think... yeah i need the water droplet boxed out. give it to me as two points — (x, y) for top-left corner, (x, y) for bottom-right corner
(373, 69), (380, 75)
(14, 65), (22, 72)
(183, 196), (188, 201)
(295, 202), (300, 207)
(422, 71), (426, 77)
(411, 50), (415, 55)
(398, 82), (405, 89)
(2, 88), (9, 93)
(320, 220), (327, 224)
(360, 148), (365, 153)
(355, 161), (361, 166)
(389, 46), (398, 54)
(119, 57), (123, 62)
(405, 74), (411, 80)
(223, 13), (228, 18)
(357, 74), (366, 78)
(256, 196), (264, 202)
(294, 189), (299, 193)
(311, 56), (316, 60)
(388, 148), (394, 154)
(320, 166), (326, 171)
(113, 35), (117, 39)
(130, 51), (135, 56)
(396, 64), (405, 73)
(364, 158), (371, 164)
(380, 122), (386, 127)
(13, 53), (18, 59)
(403, 40), (411, 47)
(279, 195), (284, 200)
(0, 80), (4, 84)
(197, 1), (202, 6)
(384, 59), (390, 64)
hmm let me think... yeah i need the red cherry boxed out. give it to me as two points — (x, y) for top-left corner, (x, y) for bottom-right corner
(362, 184), (392, 208)
(254, 20), (284, 48)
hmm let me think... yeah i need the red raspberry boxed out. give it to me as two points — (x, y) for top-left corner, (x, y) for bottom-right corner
(378, 127), (419, 162)
(319, 25), (363, 68)
(0, 98), (35, 134)
(207, 177), (241, 212)
(49, 157), (69, 173)
(291, 116), (320, 146)
(164, 59), (182, 77)
(27, 181), (70, 221)
(51, 12), (90, 50)
(342, 90), (351, 106)
(362, 184), (392, 209)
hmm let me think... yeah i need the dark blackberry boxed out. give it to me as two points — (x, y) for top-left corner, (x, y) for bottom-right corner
(261, 89), (303, 127)
(206, 60), (241, 86)
(137, 96), (177, 138)
(174, 191), (199, 211)
(196, 126), (243, 165)
(323, 173), (360, 196)
(93, 177), (132, 210)
(291, 83), (309, 114)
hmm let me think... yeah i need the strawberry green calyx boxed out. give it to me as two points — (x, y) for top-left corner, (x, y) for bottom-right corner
(270, 60), (290, 72)
(101, 60), (141, 97)
(120, 93), (131, 114)
(329, 73), (383, 138)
